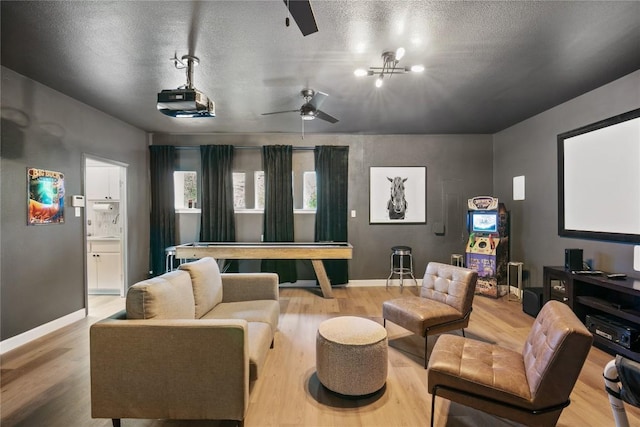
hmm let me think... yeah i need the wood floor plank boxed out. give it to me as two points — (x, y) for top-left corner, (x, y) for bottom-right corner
(1, 286), (639, 426)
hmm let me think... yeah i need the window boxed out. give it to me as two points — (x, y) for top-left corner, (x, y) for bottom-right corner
(250, 170), (316, 212)
(254, 171), (265, 210)
(174, 171), (197, 209)
(232, 172), (246, 209)
(303, 171), (317, 210)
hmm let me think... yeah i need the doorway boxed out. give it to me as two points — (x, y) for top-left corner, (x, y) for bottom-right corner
(83, 155), (128, 299)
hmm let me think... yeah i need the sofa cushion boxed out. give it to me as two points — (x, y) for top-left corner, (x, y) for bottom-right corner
(203, 300), (280, 334)
(179, 257), (223, 318)
(126, 270), (195, 319)
(428, 334), (532, 408)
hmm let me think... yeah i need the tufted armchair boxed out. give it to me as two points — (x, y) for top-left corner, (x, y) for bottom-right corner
(427, 300), (593, 427)
(382, 262), (478, 368)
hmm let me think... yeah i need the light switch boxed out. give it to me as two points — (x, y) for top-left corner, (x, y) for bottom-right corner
(351, 210), (356, 218)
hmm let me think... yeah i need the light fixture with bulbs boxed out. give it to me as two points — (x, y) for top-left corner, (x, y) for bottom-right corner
(354, 48), (424, 88)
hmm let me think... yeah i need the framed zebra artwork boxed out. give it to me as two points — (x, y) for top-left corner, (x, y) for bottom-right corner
(369, 166), (426, 224)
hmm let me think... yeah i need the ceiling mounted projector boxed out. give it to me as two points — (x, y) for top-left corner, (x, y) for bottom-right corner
(157, 88), (214, 118)
(157, 54), (215, 118)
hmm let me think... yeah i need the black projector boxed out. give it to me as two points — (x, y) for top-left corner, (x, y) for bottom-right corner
(157, 88), (215, 118)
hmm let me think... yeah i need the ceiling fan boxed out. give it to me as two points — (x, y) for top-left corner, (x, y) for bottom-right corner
(262, 89), (338, 137)
(262, 89), (339, 123)
(283, 0), (318, 36)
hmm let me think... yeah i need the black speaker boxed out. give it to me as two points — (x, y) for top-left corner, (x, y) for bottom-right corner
(523, 287), (544, 318)
(565, 249), (583, 271)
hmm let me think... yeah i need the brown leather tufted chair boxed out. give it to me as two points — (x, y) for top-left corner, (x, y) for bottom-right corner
(382, 262), (478, 368)
(427, 300), (593, 427)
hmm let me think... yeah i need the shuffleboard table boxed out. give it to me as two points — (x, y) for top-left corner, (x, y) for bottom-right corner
(174, 242), (353, 298)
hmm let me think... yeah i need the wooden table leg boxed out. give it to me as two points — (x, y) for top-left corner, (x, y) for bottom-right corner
(311, 259), (334, 298)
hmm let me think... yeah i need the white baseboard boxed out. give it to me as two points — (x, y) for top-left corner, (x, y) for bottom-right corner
(279, 280), (317, 288)
(0, 309), (86, 354)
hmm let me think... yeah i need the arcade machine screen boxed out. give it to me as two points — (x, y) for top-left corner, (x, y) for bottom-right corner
(470, 211), (498, 233)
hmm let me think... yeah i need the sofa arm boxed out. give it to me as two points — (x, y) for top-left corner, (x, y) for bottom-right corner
(90, 317), (249, 422)
(221, 273), (279, 302)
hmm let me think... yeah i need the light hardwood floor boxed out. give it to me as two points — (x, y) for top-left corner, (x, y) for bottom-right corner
(2, 286), (639, 427)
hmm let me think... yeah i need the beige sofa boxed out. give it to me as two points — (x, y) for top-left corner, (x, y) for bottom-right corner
(90, 257), (279, 427)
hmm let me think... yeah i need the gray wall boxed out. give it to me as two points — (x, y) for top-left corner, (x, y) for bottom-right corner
(493, 70), (640, 285)
(1, 67), (150, 340)
(6, 65), (635, 344)
(152, 133), (494, 280)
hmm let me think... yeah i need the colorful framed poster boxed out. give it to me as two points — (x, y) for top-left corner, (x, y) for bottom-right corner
(27, 168), (65, 225)
(369, 166), (426, 224)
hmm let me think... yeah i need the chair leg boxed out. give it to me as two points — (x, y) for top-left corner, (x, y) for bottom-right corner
(112, 419), (121, 427)
(430, 388), (437, 427)
(424, 336), (429, 369)
(461, 328), (466, 338)
(386, 253), (394, 288)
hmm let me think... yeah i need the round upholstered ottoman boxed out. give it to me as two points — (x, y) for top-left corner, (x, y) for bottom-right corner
(316, 316), (388, 396)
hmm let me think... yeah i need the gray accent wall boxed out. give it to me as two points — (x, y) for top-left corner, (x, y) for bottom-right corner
(493, 70), (640, 285)
(1, 67), (150, 341)
(152, 133), (494, 280)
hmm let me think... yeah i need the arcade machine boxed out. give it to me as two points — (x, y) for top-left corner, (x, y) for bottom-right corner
(465, 196), (510, 298)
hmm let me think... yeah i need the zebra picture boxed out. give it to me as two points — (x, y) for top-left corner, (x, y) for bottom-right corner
(387, 176), (408, 220)
(369, 167), (426, 224)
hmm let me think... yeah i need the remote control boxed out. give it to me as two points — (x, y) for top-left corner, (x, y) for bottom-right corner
(572, 270), (603, 275)
(606, 273), (627, 279)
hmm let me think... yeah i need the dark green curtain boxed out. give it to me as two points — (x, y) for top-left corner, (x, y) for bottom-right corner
(200, 145), (237, 272)
(199, 145), (236, 242)
(261, 145), (297, 283)
(149, 145), (176, 277)
(314, 145), (349, 285)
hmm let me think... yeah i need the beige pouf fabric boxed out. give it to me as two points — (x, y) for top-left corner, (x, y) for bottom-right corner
(316, 316), (388, 396)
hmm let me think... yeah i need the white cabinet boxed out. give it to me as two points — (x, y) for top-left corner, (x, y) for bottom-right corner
(86, 166), (120, 200)
(87, 240), (122, 294)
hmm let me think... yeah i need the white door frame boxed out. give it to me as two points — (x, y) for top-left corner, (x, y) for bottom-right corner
(83, 154), (128, 306)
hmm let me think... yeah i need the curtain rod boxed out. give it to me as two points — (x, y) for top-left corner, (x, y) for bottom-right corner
(175, 145), (316, 151)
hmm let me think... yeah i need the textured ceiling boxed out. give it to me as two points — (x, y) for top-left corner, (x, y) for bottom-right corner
(2, 1), (639, 135)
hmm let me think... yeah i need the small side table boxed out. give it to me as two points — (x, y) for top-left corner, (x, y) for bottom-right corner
(508, 261), (524, 302)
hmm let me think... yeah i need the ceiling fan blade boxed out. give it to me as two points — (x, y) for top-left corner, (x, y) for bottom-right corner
(283, 0), (318, 36)
(315, 110), (339, 124)
(308, 91), (328, 110)
(261, 110), (300, 116)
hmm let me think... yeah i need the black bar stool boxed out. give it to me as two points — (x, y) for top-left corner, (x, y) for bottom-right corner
(165, 246), (177, 272)
(386, 245), (417, 288)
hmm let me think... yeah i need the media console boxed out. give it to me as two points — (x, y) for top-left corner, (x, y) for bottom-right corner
(543, 266), (640, 362)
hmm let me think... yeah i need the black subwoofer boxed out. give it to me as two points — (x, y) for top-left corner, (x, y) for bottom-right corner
(523, 287), (544, 318)
(565, 248), (583, 271)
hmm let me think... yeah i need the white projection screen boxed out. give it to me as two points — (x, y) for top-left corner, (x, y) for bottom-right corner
(558, 108), (640, 243)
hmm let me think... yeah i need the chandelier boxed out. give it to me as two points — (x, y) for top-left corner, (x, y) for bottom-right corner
(354, 48), (424, 88)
